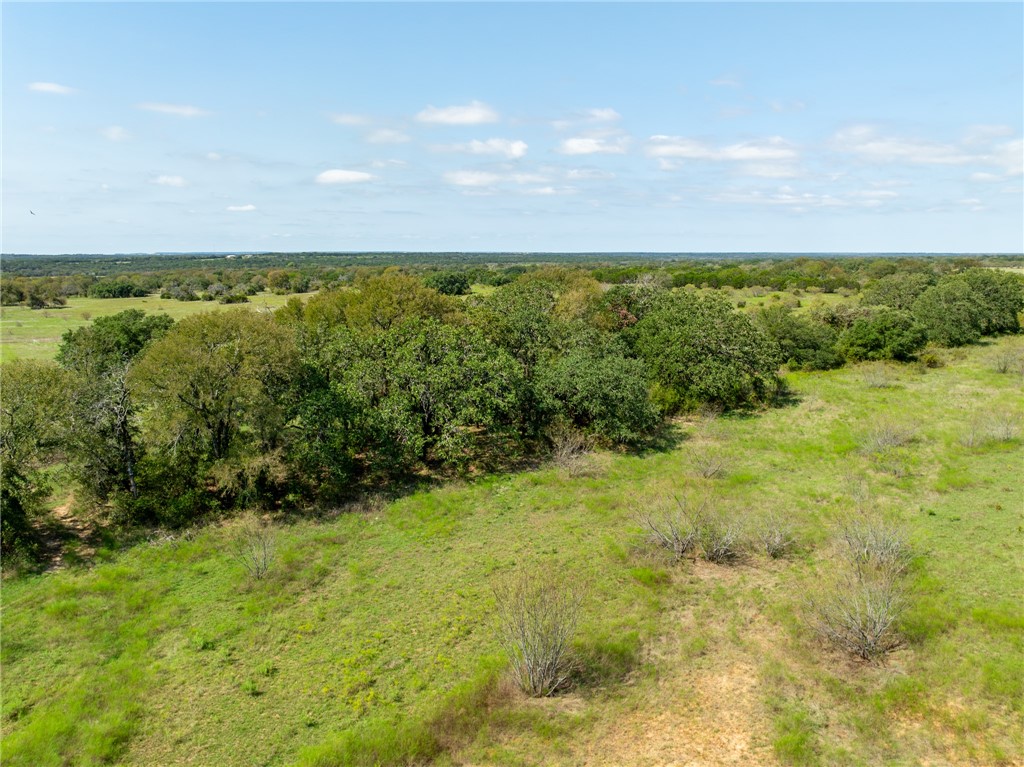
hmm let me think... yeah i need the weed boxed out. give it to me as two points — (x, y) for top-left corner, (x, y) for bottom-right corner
(860, 420), (917, 454)
(757, 514), (797, 559)
(809, 572), (906, 662)
(840, 519), (912, 578)
(232, 515), (276, 581)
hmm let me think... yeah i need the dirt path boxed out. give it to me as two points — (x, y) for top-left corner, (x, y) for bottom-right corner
(37, 494), (97, 571)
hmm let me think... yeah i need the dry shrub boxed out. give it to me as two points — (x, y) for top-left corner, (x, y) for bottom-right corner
(689, 448), (730, 479)
(861, 363), (899, 389)
(634, 494), (706, 562)
(961, 409), (1022, 448)
(810, 572), (906, 661)
(757, 514), (796, 559)
(232, 515), (276, 580)
(990, 348), (1024, 376)
(860, 421), (917, 454)
(699, 515), (743, 564)
(840, 519), (912, 579)
(549, 428), (598, 478)
(493, 568), (584, 697)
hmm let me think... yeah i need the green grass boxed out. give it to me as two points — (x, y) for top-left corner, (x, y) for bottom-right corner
(0, 292), (313, 363)
(2, 338), (1022, 766)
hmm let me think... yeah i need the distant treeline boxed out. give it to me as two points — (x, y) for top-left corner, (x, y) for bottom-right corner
(2, 262), (1021, 565)
(3, 252), (1020, 308)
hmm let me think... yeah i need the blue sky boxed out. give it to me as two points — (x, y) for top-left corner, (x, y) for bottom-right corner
(3, 2), (1022, 253)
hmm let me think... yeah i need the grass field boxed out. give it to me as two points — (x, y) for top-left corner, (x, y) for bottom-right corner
(2, 337), (1021, 766)
(0, 293), (314, 363)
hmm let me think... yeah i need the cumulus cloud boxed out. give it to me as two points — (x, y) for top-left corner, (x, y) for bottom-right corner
(438, 138), (528, 159)
(138, 102), (208, 118)
(557, 135), (629, 155)
(565, 168), (616, 180)
(101, 126), (130, 142)
(708, 186), (847, 209)
(29, 81), (75, 95)
(443, 170), (502, 187)
(990, 138), (1023, 176)
(586, 108), (621, 122)
(226, 204), (257, 212)
(366, 128), (411, 144)
(315, 169), (374, 184)
(416, 101), (499, 125)
(152, 175), (187, 187)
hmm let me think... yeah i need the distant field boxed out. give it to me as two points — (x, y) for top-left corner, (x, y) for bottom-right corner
(2, 337), (1021, 766)
(0, 293), (314, 363)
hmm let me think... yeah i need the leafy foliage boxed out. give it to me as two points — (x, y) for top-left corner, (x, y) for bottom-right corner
(836, 309), (927, 361)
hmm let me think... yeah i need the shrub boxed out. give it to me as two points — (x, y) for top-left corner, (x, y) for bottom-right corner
(757, 514), (796, 559)
(232, 515), (276, 580)
(840, 520), (912, 579)
(810, 573), (906, 661)
(549, 427), (600, 478)
(861, 363), (899, 388)
(990, 348), (1024, 376)
(635, 495), (705, 562)
(752, 305), (843, 371)
(493, 568), (584, 697)
(424, 271), (471, 296)
(859, 421), (916, 454)
(699, 515), (743, 564)
(689, 448), (730, 479)
(912, 280), (984, 347)
(961, 410), (1022, 447)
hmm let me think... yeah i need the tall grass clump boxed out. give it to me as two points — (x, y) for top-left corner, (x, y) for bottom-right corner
(493, 568), (584, 697)
(634, 495), (704, 562)
(859, 420), (917, 454)
(757, 514), (797, 559)
(961, 410), (1022, 447)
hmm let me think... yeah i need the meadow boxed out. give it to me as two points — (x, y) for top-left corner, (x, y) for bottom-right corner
(0, 292), (313, 362)
(2, 336), (1021, 766)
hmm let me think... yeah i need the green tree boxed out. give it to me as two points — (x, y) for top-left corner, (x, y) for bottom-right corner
(633, 293), (781, 412)
(861, 272), (933, 311)
(752, 305), (843, 371)
(344, 269), (459, 334)
(57, 310), (174, 499)
(536, 345), (658, 444)
(955, 268), (1023, 335)
(836, 309), (927, 361)
(424, 271), (471, 296)
(0, 361), (70, 560)
(912, 280), (984, 347)
(131, 311), (297, 509)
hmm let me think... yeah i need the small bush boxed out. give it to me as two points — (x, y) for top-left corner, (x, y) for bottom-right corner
(810, 574), (906, 661)
(493, 568), (584, 697)
(635, 495), (704, 562)
(840, 520), (912, 579)
(757, 514), (796, 559)
(549, 427), (599, 478)
(699, 515), (743, 564)
(689, 448), (729, 479)
(860, 421), (916, 454)
(861, 363), (899, 389)
(232, 515), (276, 581)
(990, 348), (1024, 376)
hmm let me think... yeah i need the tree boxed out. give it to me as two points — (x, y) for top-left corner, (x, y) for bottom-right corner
(56, 310), (174, 500)
(1, 361), (70, 560)
(424, 271), (471, 296)
(836, 309), (927, 361)
(335, 320), (524, 468)
(536, 345), (658, 444)
(131, 311), (297, 507)
(861, 272), (933, 311)
(344, 269), (459, 334)
(633, 292), (781, 412)
(954, 268), (1023, 335)
(752, 305), (843, 371)
(912, 280), (984, 347)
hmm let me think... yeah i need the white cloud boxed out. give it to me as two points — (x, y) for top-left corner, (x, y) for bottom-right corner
(586, 108), (621, 122)
(647, 135), (798, 162)
(331, 113), (371, 126)
(443, 170), (502, 187)
(138, 102), (208, 118)
(831, 126), (972, 165)
(206, 152), (223, 161)
(558, 135), (629, 155)
(152, 175), (187, 187)
(565, 168), (616, 180)
(28, 82), (74, 95)
(769, 100), (806, 113)
(415, 101), (499, 125)
(315, 169), (375, 184)
(709, 185), (847, 209)
(439, 138), (528, 159)
(366, 129), (411, 144)
(740, 163), (801, 178)
(523, 186), (576, 196)
(101, 126), (130, 142)
(970, 172), (1000, 183)
(990, 139), (1023, 176)
(226, 204), (257, 212)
